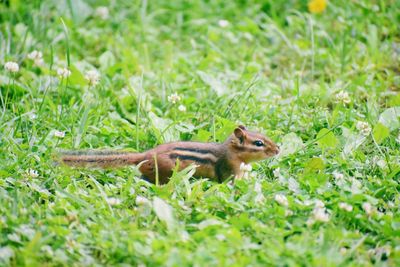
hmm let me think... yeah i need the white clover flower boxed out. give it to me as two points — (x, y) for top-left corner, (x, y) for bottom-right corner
(376, 158), (386, 169)
(313, 207), (330, 222)
(85, 70), (100, 86)
(356, 121), (371, 136)
(218, 19), (229, 28)
(106, 197), (121, 206)
(332, 171), (344, 180)
(339, 202), (353, 212)
(274, 194), (288, 207)
(54, 130), (65, 138)
(0, 246), (14, 261)
(306, 218), (315, 226)
(7, 233), (21, 243)
(335, 90), (351, 104)
(4, 61), (19, 72)
(57, 67), (71, 78)
(315, 199), (325, 208)
(254, 181), (265, 204)
(167, 92), (181, 104)
(17, 225), (35, 240)
(27, 50), (44, 67)
(216, 234), (226, 241)
(27, 169), (39, 178)
(29, 112), (37, 120)
(95, 6), (109, 20)
(236, 162), (252, 180)
(178, 104), (186, 112)
(307, 200), (330, 224)
(362, 202), (373, 216)
(136, 195), (151, 206)
(180, 230), (190, 242)
(272, 95), (282, 102)
(254, 192), (265, 204)
(273, 167), (281, 178)
(239, 162), (252, 172)
(285, 209), (294, 217)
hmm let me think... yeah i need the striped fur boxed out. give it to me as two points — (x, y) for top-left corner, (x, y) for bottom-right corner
(58, 150), (145, 168)
(170, 147), (218, 164)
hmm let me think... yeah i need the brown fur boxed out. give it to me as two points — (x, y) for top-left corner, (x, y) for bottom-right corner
(58, 126), (279, 184)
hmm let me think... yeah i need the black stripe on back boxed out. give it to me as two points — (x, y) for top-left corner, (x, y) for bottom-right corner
(173, 147), (215, 155)
(169, 153), (213, 164)
(234, 146), (262, 153)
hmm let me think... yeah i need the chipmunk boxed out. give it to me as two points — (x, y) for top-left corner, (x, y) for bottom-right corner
(59, 125), (279, 184)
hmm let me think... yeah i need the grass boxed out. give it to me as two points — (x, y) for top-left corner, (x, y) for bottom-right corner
(1, 0), (400, 266)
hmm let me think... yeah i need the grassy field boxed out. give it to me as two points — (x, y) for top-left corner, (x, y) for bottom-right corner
(1, 0), (400, 265)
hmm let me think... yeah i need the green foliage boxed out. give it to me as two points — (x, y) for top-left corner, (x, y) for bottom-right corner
(373, 123), (390, 144)
(1, 0), (400, 266)
(316, 128), (338, 150)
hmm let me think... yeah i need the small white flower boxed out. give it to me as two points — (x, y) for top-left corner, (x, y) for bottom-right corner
(27, 50), (44, 67)
(236, 162), (252, 180)
(371, 5), (379, 12)
(254, 181), (262, 193)
(85, 70), (100, 86)
(7, 233), (21, 243)
(315, 199), (325, 208)
(335, 90), (351, 104)
(313, 207), (330, 222)
(274, 194), (288, 207)
(362, 202), (373, 216)
(332, 171), (344, 180)
(29, 112), (37, 120)
(285, 210), (294, 217)
(0, 246), (14, 261)
(377, 160), (386, 169)
(356, 121), (371, 136)
(167, 93), (181, 104)
(106, 197), (121, 206)
(27, 169), (39, 178)
(306, 218), (315, 226)
(4, 61), (19, 72)
(178, 104), (186, 112)
(272, 95), (282, 102)
(54, 130), (65, 138)
(253, 181), (265, 203)
(57, 67), (71, 78)
(17, 225), (35, 240)
(180, 230), (190, 242)
(339, 202), (353, 212)
(273, 167), (281, 178)
(303, 200), (314, 206)
(239, 162), (252, 172)
(218, 19), (229, 28)
(136, 195), (151, 206)
(216, 234), (226, 241)
(95, 6), (109, 20)
(254, 193), (265, 204)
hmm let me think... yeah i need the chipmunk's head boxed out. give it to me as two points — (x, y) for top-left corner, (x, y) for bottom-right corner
(229, 125), (279, 163)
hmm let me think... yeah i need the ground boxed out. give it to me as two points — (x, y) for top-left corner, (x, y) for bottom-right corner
(0, 0), (399, 266)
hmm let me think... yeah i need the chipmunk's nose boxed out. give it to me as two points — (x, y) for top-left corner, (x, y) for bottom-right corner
(274, 145), (280, 155)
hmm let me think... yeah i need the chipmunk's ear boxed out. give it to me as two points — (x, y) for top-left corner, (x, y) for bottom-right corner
(234, 127), (246, 143)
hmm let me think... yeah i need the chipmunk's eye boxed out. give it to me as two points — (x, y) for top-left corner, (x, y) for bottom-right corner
(253, 140), (264, 147)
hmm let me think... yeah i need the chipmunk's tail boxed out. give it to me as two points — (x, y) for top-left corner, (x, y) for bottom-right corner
(56, 150), (146, 168)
